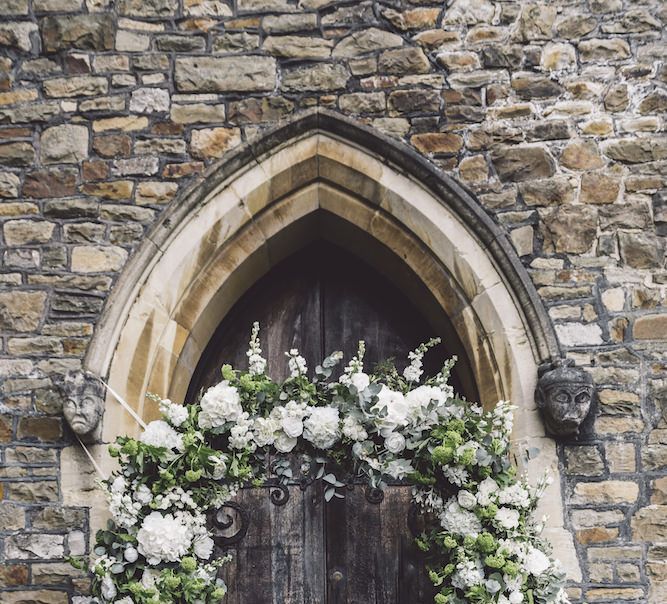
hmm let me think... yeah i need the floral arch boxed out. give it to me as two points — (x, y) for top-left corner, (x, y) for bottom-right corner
(77, 109), (579, 579)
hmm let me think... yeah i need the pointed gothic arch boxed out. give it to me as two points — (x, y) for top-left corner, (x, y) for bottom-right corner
(82, 109), (579, 578)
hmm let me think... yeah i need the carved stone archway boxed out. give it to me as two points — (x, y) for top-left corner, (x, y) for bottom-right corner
(80, 109), (580, 579)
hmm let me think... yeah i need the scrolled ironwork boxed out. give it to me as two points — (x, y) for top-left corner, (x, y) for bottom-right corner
(210, 502), (249, 547)
(270, 483), (290, 506)
(365, 486), (384, 504)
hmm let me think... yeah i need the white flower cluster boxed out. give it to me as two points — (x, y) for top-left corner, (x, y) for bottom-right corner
(246, 321), (267, 376)
(198, 381), (243, 429)
(158, 398), (189, 427)
(136, 508), (213, 566)
(286, 348), (308, 377)
(139, 420), (184, 452)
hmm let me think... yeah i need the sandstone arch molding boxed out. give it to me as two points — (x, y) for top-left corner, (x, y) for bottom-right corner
(80, 109), (579, 578)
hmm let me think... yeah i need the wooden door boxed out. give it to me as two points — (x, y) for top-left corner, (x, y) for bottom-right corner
(188, 242), (477, 604)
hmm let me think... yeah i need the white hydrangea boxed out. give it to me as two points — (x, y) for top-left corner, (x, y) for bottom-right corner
(525, 546), (551, 576)
(137, 511), (192, 565)
(495, 507), (521, 530)
(159, 398), (189, 427)
(303, 406), (340, 449)
(342, 416), (368, 441)
(139, 420), (184, 452)
(198, 381), (243, 429)
(439, 498), (482, 537)
(451, 558), (484, 590)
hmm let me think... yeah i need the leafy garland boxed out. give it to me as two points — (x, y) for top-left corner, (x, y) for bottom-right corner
(82, 324), (569, 604)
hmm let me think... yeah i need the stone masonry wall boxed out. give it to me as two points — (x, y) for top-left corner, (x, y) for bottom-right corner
(0, 0), (666, 602)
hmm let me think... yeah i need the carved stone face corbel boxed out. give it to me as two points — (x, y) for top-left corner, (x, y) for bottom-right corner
(61, 371), (105, 443)
(536, 359), (595, 438)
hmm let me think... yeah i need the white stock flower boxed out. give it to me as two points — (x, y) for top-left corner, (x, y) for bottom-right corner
(137, 511), (192, 565)
(384, 432), (406, 454)
(274, 432), (298, 453)
(525, 546), (551, 576)
(304, 407), (340, 449)
(159, 398), (188, 427)
(246, 322), (267, 376)
(229, 422), (254, 450)
(193, 534), (214, 560)
(140, 420), (184, 452)
(198, 381), (243, 429)
(134, 484), (152, 505)
(286, 349), (307, 377)
(495, 507), (520, 530)
(457, 490), (477, 510)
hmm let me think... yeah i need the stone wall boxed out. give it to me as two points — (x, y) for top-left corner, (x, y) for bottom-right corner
(0, 0), (665, 603)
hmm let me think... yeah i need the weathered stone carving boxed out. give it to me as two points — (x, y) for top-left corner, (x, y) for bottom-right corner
(536, 359), (595, 437)
(61, 371), (105, 443)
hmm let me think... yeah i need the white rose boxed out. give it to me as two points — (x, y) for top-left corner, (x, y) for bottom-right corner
(193, 535), (214, 560)
(384, 432), (406, 454)
(124, 546), (139, 563)
(509, 592), (524, 604)
(350, 372), (370, 392)
(495, 507), (520, 530)
(274, 432), (298, 453)
(525, 546), (551, 576)
(282, 415), (304, 438)
(100, 575), (117, 601)
(372, 386), (410, 436)
(457, 490), (477, 510)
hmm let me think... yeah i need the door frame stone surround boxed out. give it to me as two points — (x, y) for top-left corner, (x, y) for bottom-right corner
(76, 109), (580, 579)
